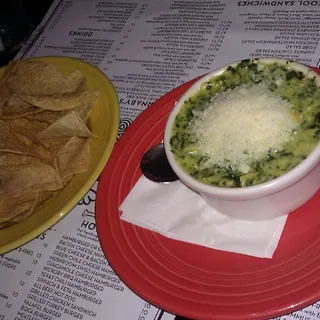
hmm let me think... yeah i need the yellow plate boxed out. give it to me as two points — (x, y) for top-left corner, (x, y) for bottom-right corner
(0, 56), (120, 254)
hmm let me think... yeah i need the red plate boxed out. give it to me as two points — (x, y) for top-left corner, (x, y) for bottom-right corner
(96, 71), (320, 320)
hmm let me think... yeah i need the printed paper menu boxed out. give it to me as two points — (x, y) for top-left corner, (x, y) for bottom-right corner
(1, 0), (320, 319)
(16, 0), (320, 121)
(0, 184), (174, 320)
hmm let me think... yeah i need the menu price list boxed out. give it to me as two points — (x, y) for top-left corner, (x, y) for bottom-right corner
(103, 0), (231, 118)
(96, 0), (320, 119)
(16, 237), (111, 319)
(16, 0), (320, 122)
(21, 0), (147, 68)
(0, 233), (56, 320)
(236, 6), (320, 65)
(0, 185), (174, 320)
(273, 303), (320, 320)
(6, 0), (320, 319)
(0, 157), (319, 320)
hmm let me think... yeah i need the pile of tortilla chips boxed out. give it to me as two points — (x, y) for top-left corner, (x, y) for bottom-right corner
(0, 60), (99, 229)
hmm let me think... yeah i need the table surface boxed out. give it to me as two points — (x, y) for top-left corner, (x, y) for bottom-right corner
(1, 1), (320, 320)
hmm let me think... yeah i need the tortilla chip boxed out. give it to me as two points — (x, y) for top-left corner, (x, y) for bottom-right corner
(41, 137), (71, 153)
(2, 105), (41, 120)
(1, 94), (42, 119)
(0, 120), (39, 157)
(75, 89), (99, 122)
(57, 137), (91, 181)
(0, 191), (36, 223)
(11, 191), (55, 223)
(0, 61), (17, 106)
(0, 190), (55, 229)
(65, 70), (86, 92)
(6, 61), (85, 95)
(0, 60), (98, 228)
(0, 191), (54, 227)
(6, 195), (40, 223)
(0, 154), (40, 167)
(18, 82), (88, 111)
(0, 78), (10, 107)
(42, 137), (73, 171)
(37, 111), (92, 139)
(7, 117), (48, 135)
(5, 118), (53, 163)
(0, 161), (63, 224)
(7, 93), (33, 108)
(26, 110), (67, 124)
(33, 190), (55, 210)
(0, 163), (63, 193)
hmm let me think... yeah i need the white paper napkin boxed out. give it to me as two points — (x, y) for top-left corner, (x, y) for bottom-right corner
(120, 176), (288, 258)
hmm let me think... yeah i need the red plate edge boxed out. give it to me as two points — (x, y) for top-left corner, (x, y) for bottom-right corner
(96, 70), (320, 320)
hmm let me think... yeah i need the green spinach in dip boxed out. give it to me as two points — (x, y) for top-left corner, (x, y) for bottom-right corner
(170, 59), (320, 188)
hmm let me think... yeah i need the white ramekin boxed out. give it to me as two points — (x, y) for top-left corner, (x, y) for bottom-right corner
(164, 58), (320, 221)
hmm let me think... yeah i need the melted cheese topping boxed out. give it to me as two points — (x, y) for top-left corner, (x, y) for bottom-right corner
(192, 84), (297, 173)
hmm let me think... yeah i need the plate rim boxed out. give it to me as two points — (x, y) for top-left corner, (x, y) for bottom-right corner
(96, 70), (320, 320)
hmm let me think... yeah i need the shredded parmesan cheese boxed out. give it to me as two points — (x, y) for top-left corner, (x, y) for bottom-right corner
(192, 84), (297, 173)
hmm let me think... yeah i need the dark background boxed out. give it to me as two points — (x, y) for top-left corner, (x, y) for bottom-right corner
(0, 0), (53, 66)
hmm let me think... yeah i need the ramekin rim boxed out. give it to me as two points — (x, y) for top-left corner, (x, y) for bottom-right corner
(163, 57), (320, 199)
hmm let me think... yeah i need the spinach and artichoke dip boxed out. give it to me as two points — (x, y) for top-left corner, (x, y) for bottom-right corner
(170, 59), (320, 188)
